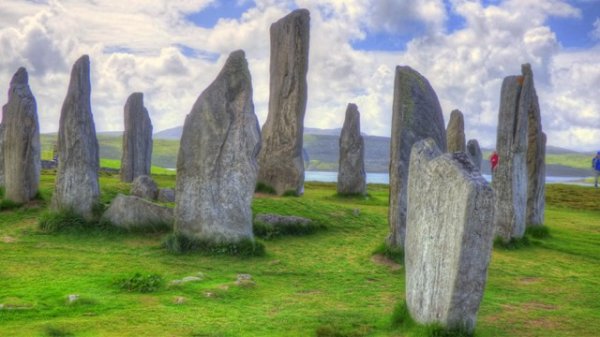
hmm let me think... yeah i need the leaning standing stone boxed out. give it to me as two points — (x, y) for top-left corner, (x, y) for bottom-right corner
(466, 139), (482, 171)
(493, 66), (530, 242)
(337, 103), (366, 195)
(2, 67), (41, 203)
(120, 92), (153, 182)
(446, 109), (465, 153)
(405, 138), (495, 333)
(174, 50), (261, 243)
(388, 66), (447, 249)
(257, 9), (310, 196)
(51, 55), (100, 219)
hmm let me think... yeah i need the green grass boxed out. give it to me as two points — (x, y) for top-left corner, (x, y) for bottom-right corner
(163, 233), (266, 257)
(1, 174), (599, 336)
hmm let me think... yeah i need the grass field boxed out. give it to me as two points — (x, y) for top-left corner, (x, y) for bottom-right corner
(1, 174), (599, 336)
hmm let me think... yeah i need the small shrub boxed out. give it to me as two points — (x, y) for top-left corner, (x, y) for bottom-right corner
(44, 326), (74, 337)
(373, 243), (404, 264)
(253, 220), (324, 239)
(391, 301), (414, 329)
(526, 225), (551, 239)
(163, 233), (265, 257)
(493, 236), (530, 250)
(255, 182), (276, 194)
(117, 273), (163, 293)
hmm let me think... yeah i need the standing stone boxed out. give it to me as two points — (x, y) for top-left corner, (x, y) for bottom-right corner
(51, 55), (100, 219)
(466, 139), (482, 171)
(120, 92), (153, 182)
(405, 138), (495, 333)
(0, 123), (4, 188)
(388, 66), (447, 249)
(174, 50), (261, 243)
(524, 65), (545, 226)
(130, 175), (158, 200)
(2, 68), (40, 203)
(257, 9), (310, 196)
(493, 65), (530, 242)
(337, 103), (366, 195)
(446, 109), (466, 153)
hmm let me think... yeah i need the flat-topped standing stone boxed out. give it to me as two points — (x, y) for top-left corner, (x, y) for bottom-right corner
(51, 55), (100, 219)
(524, 64), (545, 227)
(2, 68), (40, 203)
(257, 9), (310, 196)
(466, 139), (482, 171)
(493, 67), (530, 242)
(120, 92), (153, 182)
(405, 138), (495, 333)
(174, 50), (261, 243)
(337, 103), (366, 195)
(446, 109), (465, 153)
(388, 66), (447, 249)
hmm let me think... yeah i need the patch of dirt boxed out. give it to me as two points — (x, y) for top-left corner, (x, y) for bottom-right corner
(254, 193), (276, 199)
(371, 254), (402, 271)
(2, 236), (16, 243)
(519, 277), (543, 284)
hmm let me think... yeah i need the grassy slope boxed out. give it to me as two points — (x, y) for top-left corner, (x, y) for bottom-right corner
(1, 176), (599, 336)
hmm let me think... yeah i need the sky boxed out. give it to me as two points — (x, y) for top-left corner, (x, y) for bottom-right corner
(0, 0), (599, 151)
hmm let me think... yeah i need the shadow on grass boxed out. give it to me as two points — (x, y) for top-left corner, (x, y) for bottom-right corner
(163, 233), (265, 257)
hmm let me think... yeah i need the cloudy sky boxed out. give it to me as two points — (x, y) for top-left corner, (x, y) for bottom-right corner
(1, 0), (599, 150)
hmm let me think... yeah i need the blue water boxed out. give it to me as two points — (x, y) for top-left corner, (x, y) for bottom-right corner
(305, 171), (587, 185)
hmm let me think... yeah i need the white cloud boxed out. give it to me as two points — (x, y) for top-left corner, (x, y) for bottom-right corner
(591, 18), (600, 40)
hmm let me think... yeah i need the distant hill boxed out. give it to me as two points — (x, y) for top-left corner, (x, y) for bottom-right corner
(40, 128), (593, 177)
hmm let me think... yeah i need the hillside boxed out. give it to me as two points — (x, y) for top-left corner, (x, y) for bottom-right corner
(40, 129), (595, 177)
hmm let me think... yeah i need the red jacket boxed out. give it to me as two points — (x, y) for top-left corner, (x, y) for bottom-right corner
(490, 153), (499, 170)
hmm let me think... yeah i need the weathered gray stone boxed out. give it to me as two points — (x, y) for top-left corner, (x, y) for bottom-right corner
(493, 66), (530, 242)
(0, 124), (4, 187)
(120, 92), (153, 182)
(388, 66), (447, 249)
(51, 55), (100, 219)
(446, 109), (465, 153)
(466, 139), (482, 171)
(337, 103), (366, 195)
(101, 194), (173, 230)
(1, 68), (40, 203)
(524, 65), (545, 227)
(405, 138), (495, 333)
(254, 213), (311, 226)
(157, 188), (175, 203)
(131, 175), (158, 200)
(257, 9), (310, 196)
(174, 50), (261, 243)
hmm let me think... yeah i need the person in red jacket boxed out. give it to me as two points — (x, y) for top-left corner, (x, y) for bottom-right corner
(490, 151), (499, 172)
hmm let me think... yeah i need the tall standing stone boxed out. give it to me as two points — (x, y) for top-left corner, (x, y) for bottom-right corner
(388, 66), (447, 249)
(120, 92), (153, 182)
(524, 65), (546, 227)
(337, 103), (366, 195)
(446, 109), (465, 153)
(0, 123), (5, 188)
(1, 68), (40, 203)
(466, 139), (482, 171)
(493, 65), (531, 242)
(405, 138), (495, 333)
(174, 50), (261, 243)
(257, 9), (310, 196)
(51, 55), (100, 219)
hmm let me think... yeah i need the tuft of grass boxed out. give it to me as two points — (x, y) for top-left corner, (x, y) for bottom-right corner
(117, 273), (164, 293)
(335, 192), (369, 199)
(38, 209), (91, 232)
(526, 225), (551, 239)
(282, 190), (300, 197)
(43, 326), (74, 337)
(391, 301), (415, 329)
(424, 324), (473, 337)
(373, 242), (404, 264)
(493, 235), (531, 250)
(163, 233), (265, 257)
(253, 219), (324, 240)
(255, 182), (276, 195)
(0, 198), (22, 211)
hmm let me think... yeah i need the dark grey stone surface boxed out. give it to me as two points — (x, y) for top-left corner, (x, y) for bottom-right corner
(337, 103), (366, 195)
(131, 175), (158, 200)
(466, 139), (482, 171)
(120, 92), (153, 183)
(102, 194), (173, 230)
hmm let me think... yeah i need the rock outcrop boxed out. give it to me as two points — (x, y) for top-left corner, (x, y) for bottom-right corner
(524, 65), (545, 227)
(337, 103), (366, 195)
(51, 55), (100, 219)
(405, 138), (495, 333)
(120, 92), (153, 182)
(388, 66), (447, 249)
(174, 50), (261, 243)
(466, 139), (482, 171)
(257, 9), (310, 196)
(131, 175), (158, 200)
(1, 68), (40, 203)
(493, 65), (531, 242)
(101, 194), (173, 230)
(446, 109), (465, 153)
